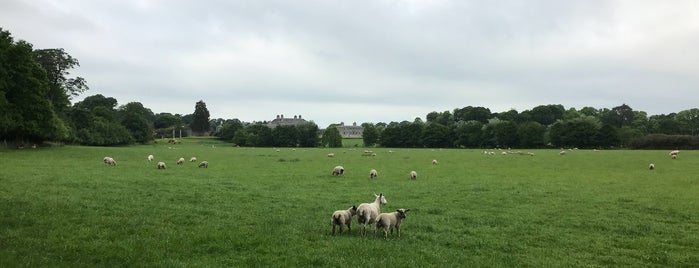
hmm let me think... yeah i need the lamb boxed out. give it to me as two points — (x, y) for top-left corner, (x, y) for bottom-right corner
(177, 157), (185, 165)
(356, 193), (388, 236)
(190, 157), (197, 162)
(198, 161), (209, 168)
(157, 162), (166, 169)
(370, 169), (378, 179)
(331, 205), (357, 235)
(432, 159), (438, 165)
(332, 166), (344, 176)
(374, 208), (410, 239)
(410, 171), (417, 180)
(147, 154), (154, 162)
(327, 153), (335, 157)
(103, 157), (116, 166)
(649, 163), (655, 170)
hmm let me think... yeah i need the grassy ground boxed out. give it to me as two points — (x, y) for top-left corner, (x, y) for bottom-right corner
(1, 139), (698, 267)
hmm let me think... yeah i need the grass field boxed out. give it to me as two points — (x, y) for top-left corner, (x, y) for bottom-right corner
(1, 138), (698, 267)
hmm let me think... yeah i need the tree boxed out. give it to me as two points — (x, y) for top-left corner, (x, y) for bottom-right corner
(190, 100), (210, 135)
(296, 121), (320, 147)
(361, 123), (379, 147)
(453, 120), (483, 148)
(595, 124), (620, 148)
(70, 94), (132, 145)
(244, 123), (273, 147)
(421, 122), (451, 148)
(118, 102), (154, 143)
(379, 122), (403, 147)
(272, 125), (299, 147)
(0, 29), (67, 144)
(454, 106), (491, 123)
(322, 126), (342, 148)
(491, 120), (519, 148)
(154, 113), (182, 129)
(529, 104), (565, 125)
(32, 48), (88, 115)
(216, 119), (244, 141)
(518, 121), (546, 148)
(676, 108), (699, 135)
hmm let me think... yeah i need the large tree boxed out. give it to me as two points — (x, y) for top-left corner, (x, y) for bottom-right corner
(296, 121), (320, 147)
(190, 100), (210, 135)
(118, 102), (154, 143)
(0, 29), (68, 144)
(322, 126), (342, 148)
(361, 123), (379, 147)
(32, 48), (88, 115)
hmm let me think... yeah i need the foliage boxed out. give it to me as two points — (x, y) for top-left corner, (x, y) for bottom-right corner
(321, 126), (342, 148)
(190, 100), (210, 135)
(361, 123), (379, 147)
(70, 94), (133, 145)
(296, 121), (320, 147)
(272, 125), (299, 147)
(118, 102), (154, 143)
(0, 29), (68, 144)
(630, 134), (699, 149)
(215, 119), (243, 141)
(32, 48), (88, 115)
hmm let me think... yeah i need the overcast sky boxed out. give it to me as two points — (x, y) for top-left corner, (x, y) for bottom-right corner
(2, 0), (698, 127)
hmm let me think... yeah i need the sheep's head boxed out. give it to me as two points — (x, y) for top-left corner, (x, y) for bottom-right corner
(349, 205), (357, 215)
(396, 208), (410, 219)
(375, 193), (388, 205)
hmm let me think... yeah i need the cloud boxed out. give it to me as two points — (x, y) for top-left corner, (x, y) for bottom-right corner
(2, 0), (699, 127)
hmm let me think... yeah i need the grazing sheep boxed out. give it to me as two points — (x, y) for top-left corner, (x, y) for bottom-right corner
(103, 157), (116, 166)
(356, 193), (388, 237)
(177, 157), (185, 165)
(157, 162), (166, 169)
(410, 171), (417, 180)
(375, 208), (410, 239)
(190, 157), (197, 162)
(147, 154), (154, 162)
(370, 169), (378, 180)
(332, 166), (344, 176)
(559, 151), (567, 156)
(672, 154), (677, 159)
(331, 205), (357, 235)
(649, 163), (655, 170)
(432, 159), (438, 165)
(198, 161), (209, 168)
(327, 153), (335, 157)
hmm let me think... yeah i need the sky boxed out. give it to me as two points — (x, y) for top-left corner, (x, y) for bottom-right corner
(2, 0), (698, 127)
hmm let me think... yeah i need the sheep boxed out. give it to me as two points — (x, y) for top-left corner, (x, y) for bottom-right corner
(649, 163), (655, 170)
(157, 162), (166, 169)
(356, 193), (388, 237)
(147, 154), (154, 162)
(103, 157), (116, 166)
(559, 151), (567, 156)
(190, 157), (197, 162)
(176, 157), (185, 165)
(327, 153), (335, 157)
(332, 166), (344, 176)
(374, 208), (410, 239)
(331, 205), (357, 235)
(670, 150), (679, 159)
(410, 171), (417, 180)
(369, 169), (378, 180)
(432, 159), (438, 165)
(198, 161), (209, 168)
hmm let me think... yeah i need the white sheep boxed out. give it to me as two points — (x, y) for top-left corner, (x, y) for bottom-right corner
(559, 151), (566, 156)
(332, 166), (344, 176)
(369, 169), (378, 179)
(190, 157), (197, 162)
(198, 161), (209, 168)
(327, 153), (335, 157)
(177, 157), (185, 165)
(147, 154), (154, 162)
(103, 157), (116, 166)
(356, 193), (388, 237)
(410, 171), (417, 180)
(375, 208), (410, 239)
(432, 159), (438, 165)
(649, 163), (655, 170)
(157, 161), (166, 169)
(331, 205), (357, 235)
(669, 150), (679, 159)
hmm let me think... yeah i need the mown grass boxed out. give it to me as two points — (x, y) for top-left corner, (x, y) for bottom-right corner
(1, 139), (698, 267)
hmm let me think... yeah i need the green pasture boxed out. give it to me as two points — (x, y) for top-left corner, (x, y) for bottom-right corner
(1, 138), (698, 267)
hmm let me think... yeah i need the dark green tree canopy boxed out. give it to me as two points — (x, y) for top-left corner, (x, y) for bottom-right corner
(322, 126), (342, 148)
(190, 100), (210, 135)
(32, 48), (88, 114)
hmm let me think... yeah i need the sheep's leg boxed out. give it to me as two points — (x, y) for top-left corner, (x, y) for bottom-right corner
(397, 226), (400, 238)
(332, 224), (336, 235)
(339, 224), (344, 234)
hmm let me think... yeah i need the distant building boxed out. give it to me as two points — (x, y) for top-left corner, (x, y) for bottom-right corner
(336, 122), (364, 138)
(267, 114), (308, 128)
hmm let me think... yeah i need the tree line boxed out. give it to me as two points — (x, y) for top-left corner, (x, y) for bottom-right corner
(2, 27), (698, 149)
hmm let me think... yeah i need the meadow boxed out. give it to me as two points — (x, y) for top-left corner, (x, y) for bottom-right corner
(1, 138), (698, 267)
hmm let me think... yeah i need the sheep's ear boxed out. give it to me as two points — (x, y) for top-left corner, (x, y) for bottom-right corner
(405, 209), (410, 212)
